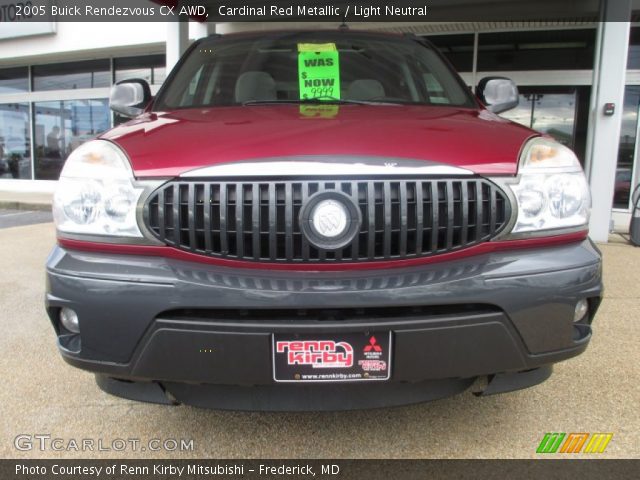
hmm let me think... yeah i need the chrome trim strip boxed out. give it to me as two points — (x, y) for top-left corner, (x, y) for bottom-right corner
(135, 180), (167, 246)
(180, 157), (475, 178)
(488, 176), (519, 240)
(496, 225), (588, 240)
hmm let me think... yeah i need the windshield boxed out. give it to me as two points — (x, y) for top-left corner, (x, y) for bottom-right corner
(154, 32), (476, 110)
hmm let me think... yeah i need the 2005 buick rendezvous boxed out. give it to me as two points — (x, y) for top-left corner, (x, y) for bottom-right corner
(46, 30), (602, 410)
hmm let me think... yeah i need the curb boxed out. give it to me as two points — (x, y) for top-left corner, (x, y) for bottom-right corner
(0, 201), (52, 212)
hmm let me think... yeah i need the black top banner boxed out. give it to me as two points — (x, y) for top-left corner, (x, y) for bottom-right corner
(0, 0), (631, 23)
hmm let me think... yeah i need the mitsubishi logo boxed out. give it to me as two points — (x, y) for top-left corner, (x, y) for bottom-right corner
(364, 336), (382, 353)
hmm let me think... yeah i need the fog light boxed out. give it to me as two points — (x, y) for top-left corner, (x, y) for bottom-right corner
(60, 307), (80, 333)
(574, 299), (589, 323)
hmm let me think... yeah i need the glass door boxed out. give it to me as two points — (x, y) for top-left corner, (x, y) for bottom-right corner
(33, 99), (110, 180)
(500, 87), (578, 149)
(613, 85), (640, 211)
(499, 85), (593, 167)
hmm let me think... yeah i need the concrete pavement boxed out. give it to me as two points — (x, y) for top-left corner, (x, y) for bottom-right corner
(0, 222), (638, 459)
(0, 209), (52, 229)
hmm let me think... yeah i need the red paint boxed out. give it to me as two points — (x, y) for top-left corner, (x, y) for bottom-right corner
(57, 231), (588, 272)
(100, 106), (537, 178)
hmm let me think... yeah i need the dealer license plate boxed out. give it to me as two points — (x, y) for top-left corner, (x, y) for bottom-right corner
(272, 332), (392, 382)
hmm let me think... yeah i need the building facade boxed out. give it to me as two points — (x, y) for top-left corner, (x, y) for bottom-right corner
(0, 18), (637, 240)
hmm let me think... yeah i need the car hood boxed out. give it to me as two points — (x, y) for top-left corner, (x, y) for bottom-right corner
(101, 105), (537, 177)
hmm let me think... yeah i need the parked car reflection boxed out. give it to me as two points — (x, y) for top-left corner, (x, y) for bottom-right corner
(614, 167), (633, 208)
(0, 135), (31, 179)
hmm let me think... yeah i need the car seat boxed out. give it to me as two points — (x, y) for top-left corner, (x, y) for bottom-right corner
(346, 79), (385, 101)
(235, 71), (277, 103)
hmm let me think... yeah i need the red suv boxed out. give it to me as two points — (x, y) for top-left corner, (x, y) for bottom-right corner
(46, 31), (602, 410)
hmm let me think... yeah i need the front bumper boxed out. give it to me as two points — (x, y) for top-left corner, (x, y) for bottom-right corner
(46, 239), (602, 410)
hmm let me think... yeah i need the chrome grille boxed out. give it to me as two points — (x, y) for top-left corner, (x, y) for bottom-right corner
(143, 178), (511, 263)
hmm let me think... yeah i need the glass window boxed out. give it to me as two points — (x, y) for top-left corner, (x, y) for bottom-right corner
(0, 103), (31, 180)
(500, 89), (578, 149)
(156, 32), (474, 109)
(424, 34), (474, 72)
(531, 93), (577, 147)
(154, 66), (167, 85)
(627, 27), (640, 69)
(478, 29), (596, 71)
(32, 60), (110, 91)
(0, 67), (29, 94)
(114, 54), (166, 85)
(613, 86), (640, 209)
(34, 99), (110, 180)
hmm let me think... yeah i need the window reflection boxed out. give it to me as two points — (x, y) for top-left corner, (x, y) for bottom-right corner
(614, 86), (640, 209)
(0, 103), (31, 180)
(477, 29), (595, 71)
(114, 54), (166, 85)
(425, 34), (475, 72)
(500, 91), (577, 148)
(33, 60), (110, 91)
(0, 67), (29, 94)
(627, 27), (640, 69)
(34, 99), (110, 180)
(531, 94), (577, 147)
(499, 95), (531, 129)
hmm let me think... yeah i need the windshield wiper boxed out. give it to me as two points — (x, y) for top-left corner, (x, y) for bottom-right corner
(241, 97), (398, 106)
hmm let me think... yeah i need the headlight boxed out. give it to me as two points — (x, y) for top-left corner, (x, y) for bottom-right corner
(499, 137), (591, 237)
(53, 140), (147, 239)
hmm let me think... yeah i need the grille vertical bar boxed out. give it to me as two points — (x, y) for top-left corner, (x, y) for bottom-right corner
(235, 183), (244, 258)
(489, 185), (497, 234)
(460, 180), (469, 245)
(188, 183), (196, 251)
(415, 182), (423, 255)
(399, 181), (408, 257)
(445, 180), (454, 250)
(268, 183), (277, 261)
(172, 183), (180, 246)
(301, 182), (311, 261)
(157, 187), (165, 242)
(219, 184), (228, 255)
(475, 179), (483, 243)
(203, 184), (212, 253)
(366, 181), (376, 260)
(284, 183), (294, 261)
(350, 180), (360, 261)
(383, 182), (392, 258)
(430, 181), (439, 252)
(251, 184), (260, 260)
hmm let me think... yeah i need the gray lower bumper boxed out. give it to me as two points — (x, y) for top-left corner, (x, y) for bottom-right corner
(45, 239), (602, 410)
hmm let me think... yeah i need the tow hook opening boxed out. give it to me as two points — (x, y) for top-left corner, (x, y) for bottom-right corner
(472, 365), (553, 397)
(470, 375), (492, 395)
(95, 375), (178, 406)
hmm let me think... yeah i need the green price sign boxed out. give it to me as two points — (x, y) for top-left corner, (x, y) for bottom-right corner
(298, 43), (340, 100)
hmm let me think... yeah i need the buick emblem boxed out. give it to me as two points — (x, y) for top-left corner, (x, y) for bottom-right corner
(311, 199), (349, 238)
(300, 191), (362, 250)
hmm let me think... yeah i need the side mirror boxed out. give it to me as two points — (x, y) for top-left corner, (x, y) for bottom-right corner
(477, 77), (519, 114)
(109, 79), (152, 118)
